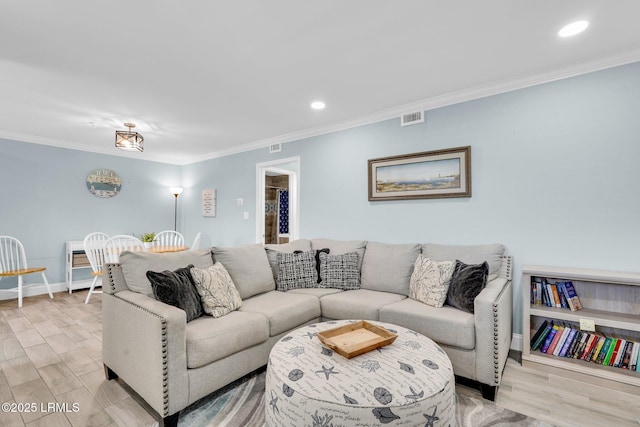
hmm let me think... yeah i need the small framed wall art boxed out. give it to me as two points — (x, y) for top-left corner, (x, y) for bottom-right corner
(368, 146), (471, 201)
(202, 189), (216, 217)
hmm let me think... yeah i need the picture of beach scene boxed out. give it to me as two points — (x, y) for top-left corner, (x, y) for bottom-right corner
(376, 158), (461, 193)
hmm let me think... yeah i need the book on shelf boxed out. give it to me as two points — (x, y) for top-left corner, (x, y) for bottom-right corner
(558, 327), (577, 357)
(530, 320), (550, 349)
(530, 278), (582, 311)
(546, 325), (565, 355)
(580, 334), (598, 360)
(567, 330), (583, 357)
(540, 324), (560, 353)
(587, 335), (606, 362)
(553, 326), (572, 356)
(603, 339), (619, 366)
(558, 281), (576, 311)
(613, 339), (627, 368)
(575, 333), (590, 359)
(631, 342), (640, 371)
(562, 280), (583, 310)
(555, 282), (568, 309)
(620, 341), (634, 369)
(549, 283), (561, 308)
(595, 337), (613, 365)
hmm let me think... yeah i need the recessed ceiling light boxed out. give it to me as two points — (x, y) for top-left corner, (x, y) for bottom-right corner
(558, 20), (589, 38)
(311, 101), (326, 110)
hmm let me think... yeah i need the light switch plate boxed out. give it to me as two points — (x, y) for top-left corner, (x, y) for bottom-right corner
(243, 211), (249, 220)
(579, 318), (596, 332)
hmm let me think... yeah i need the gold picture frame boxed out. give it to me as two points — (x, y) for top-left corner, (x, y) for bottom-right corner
(368, 146), (471, 201)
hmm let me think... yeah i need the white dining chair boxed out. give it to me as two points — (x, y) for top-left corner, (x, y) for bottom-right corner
(104, 235), (145, 263)
(83, 232), (109, 304)
(190, 232), (202, 250)
(154, 230), (185, 247)
(0, 236), (53, 308)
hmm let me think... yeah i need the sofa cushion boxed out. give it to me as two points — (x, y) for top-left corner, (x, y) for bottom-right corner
(120, 249), (214, 297)
(318, 251), (360, 290)
(185, 311), (269, 369)
(211, 244), (275, 299)
(276, 250), (318, 291)
(320, 289), (406, 321)
(360, 241), (420, 295)
(409, 255), (455, 308)
(446, 260), (489, 313)
(310, 239), (367, 270)
(240, 291), (321, 336)
(146, 265), (203, 322)
(190, 263), (243, 318)
(265, 239), (312, 279)
(422, 243), (505, 281)
(379, 298), (475, 350)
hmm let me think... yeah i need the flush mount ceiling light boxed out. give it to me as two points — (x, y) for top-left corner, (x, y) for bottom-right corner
(311, 101), (326, 110)
(115, 122), (144, 152)
(558, 20), (589, 38)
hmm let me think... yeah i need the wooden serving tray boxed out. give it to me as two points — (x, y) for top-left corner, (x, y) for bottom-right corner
(317, 321), (397, 359)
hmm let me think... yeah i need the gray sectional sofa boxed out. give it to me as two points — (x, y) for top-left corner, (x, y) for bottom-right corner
(102, 239), (512, 426)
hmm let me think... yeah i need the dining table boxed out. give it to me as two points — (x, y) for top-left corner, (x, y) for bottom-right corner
(147, 245), (189, 253)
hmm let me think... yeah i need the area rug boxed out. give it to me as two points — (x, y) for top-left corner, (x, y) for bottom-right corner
(179, 368), (549, 427)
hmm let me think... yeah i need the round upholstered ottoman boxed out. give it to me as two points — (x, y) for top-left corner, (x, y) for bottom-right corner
(265, 320), (455, 427)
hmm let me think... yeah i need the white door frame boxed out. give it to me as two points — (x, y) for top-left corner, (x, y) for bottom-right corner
(255, 156), (300, 244)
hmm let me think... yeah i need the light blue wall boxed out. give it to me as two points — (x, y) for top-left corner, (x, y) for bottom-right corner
(183, 61), (640, 335)
(0, 139), (181, 287)
(2, 62), (639, 334)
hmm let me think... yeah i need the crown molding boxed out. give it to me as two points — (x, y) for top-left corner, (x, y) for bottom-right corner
(182, 49), (640, 165)
(4, 49), (640, 166)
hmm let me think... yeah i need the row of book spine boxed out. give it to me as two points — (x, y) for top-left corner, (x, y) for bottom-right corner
(531, 278), (582, 311)
(530, 320), (640, 372)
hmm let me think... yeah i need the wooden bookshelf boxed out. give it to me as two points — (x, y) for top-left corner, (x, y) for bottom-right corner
(522, 265), (640, 387)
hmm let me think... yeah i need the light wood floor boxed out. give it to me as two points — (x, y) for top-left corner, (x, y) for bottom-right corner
(1, 291), (639, 427)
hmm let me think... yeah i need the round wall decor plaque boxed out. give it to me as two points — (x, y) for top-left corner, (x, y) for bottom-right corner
(86, 169), (122, 198)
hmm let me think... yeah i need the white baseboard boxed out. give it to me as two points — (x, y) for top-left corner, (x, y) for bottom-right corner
(0, 281), (68, 301)
(511, 333), (523, 351)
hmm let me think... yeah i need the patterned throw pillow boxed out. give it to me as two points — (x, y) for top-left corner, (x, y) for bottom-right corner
(318, 251), (361, 290)
(409, 255), (455, 307)
(190, 263), (243, 318)
(446, 260), (489, 313)
(146, 264), (203, 322)
(276, 250), (318, 291)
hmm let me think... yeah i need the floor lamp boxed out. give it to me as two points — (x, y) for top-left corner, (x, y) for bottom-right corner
(170, 187), (183, 231)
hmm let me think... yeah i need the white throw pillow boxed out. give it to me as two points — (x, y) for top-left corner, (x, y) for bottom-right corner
(409, 255), (455, 307)
(190, 263), (242, 318)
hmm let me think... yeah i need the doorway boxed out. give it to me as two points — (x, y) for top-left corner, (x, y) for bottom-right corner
(256, 157), (300, 244)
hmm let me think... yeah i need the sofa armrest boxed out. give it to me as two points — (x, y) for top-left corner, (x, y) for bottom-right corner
(102, 290), (188, 418)
(473, 276), (513, 387)
(103, 263), (129, 294)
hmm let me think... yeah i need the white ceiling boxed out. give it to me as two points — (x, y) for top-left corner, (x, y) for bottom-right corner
(2, 1), (640, 165)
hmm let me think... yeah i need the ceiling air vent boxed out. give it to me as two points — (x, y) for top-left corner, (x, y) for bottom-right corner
(400, 111), (424, 127)
(269, 142), (282, 154)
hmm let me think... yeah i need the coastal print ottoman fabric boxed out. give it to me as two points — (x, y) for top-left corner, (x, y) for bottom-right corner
(409, 255), (455, 308)
(265, 320), (455, 427)
(318, 251), (360, 290)
(276, 250), (318, 291)
(190, 263), (242, 318)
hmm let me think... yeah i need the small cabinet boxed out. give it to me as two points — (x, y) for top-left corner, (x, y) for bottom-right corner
(522, 265), (640, 387)
(66, 240), (92, 292)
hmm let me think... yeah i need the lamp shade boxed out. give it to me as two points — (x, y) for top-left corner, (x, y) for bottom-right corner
(170, 187), (183, 196)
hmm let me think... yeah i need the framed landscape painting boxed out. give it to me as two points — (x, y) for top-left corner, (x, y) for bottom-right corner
(368, 146), (471, 201)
